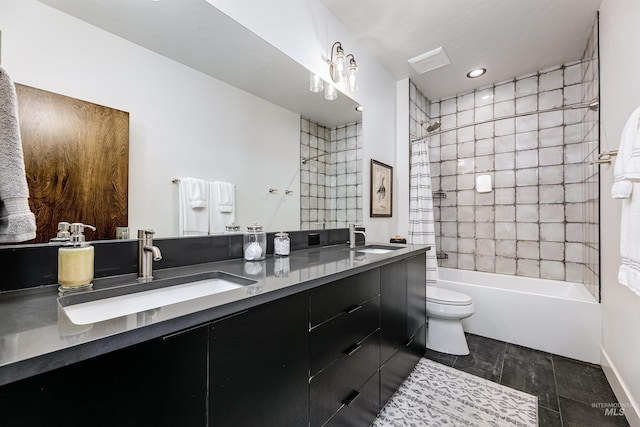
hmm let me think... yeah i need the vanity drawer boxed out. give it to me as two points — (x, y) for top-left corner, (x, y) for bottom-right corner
(310, 268), (380, 327)
(310, 295), (380, 375)
(323, 370), (380, 427)
(310, 331), (380, 427)
(380, 327), (425, 408)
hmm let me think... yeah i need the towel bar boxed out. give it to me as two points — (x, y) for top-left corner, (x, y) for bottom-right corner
(590, 150), (618, 165)
(171, 178), (235, 188)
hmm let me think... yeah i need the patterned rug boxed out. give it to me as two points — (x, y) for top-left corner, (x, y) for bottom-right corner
(374, 358), (538, 427)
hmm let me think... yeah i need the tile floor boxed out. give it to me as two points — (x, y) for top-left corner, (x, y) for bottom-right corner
(425, 333), (630, 427)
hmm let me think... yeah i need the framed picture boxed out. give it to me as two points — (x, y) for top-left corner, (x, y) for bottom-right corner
(370, 159), (393, 217)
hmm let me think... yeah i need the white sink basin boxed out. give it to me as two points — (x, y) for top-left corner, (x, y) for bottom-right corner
(350, 245), (405, 254)
(356, 248), (395, 254)
(59, 271), (256, 325)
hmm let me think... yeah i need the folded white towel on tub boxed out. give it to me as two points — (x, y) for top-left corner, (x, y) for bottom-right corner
(0, 67), (36, 243)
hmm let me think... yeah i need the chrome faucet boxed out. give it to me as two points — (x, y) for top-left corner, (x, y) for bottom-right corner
(138, 229), (162, 280)
(349, 223), (366, 248)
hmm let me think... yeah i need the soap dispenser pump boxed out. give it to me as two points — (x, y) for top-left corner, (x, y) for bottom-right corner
(50, 221), (71, 243)
(58, 222), (96, 294)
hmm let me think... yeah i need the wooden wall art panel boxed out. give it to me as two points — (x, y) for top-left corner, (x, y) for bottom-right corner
(15, 84), (129, 243)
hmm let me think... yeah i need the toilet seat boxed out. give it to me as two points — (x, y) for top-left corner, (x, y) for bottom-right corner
(426, 287), (472, 306)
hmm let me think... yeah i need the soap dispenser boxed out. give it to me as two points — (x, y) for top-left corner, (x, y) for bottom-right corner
(58, 222), (96, 293)
(50, 221), (71, 243)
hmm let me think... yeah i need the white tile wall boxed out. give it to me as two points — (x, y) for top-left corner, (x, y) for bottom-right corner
(300, 118), (362, 230)
(420, 17), (599, 292)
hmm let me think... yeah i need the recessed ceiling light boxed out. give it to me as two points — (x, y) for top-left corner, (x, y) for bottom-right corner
(466, 68), (486, 78)
(355, 105), (363, 112)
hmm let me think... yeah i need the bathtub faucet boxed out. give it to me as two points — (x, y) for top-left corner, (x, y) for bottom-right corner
(349, 224), (366, 248)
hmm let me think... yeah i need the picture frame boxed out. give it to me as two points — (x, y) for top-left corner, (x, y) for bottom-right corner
(370, 159), (393, 217)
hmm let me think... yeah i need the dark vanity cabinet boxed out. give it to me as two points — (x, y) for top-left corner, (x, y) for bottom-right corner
(309, 269), (381, 427)
(0, 322), (209, 427)
(0, 252), (427, 427)
(209, 292), (309, 427)
(308, 254), (428, 427)
(407, 253), (428, 349)
(380, 254), (427, 408)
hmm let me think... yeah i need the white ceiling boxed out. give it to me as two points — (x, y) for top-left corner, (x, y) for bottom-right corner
(321, 0), (602, 100)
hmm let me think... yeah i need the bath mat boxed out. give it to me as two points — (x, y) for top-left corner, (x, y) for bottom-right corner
(373, 358), (538, 427)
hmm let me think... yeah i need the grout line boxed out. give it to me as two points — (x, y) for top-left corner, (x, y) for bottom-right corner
(550, 355), (564, 427)
(498, 341), (507, 384)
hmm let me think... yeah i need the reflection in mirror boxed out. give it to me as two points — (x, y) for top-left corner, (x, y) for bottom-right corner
(0, 0), (363, 249)
(299, 118), (363, 230)
(17, 84), (129, 243)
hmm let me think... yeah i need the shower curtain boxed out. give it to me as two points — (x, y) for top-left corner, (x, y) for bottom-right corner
(409, 138), (438, 285)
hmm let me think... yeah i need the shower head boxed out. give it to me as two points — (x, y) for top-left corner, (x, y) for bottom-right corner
(426, 121), (441, 132)
(419, 120), (441, 133)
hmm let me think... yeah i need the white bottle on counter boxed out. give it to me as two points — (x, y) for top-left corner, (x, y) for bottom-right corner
(274, 232), (290, 256)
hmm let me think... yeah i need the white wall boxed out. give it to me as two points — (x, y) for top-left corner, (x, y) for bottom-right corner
(0, 0), (301, 238)
(395, 78), (410, 238)
(599, 0), (640, 424)
(210, 0), (401, 242)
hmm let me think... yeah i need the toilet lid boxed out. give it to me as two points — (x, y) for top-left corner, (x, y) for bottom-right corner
(426, 287), (472, 306)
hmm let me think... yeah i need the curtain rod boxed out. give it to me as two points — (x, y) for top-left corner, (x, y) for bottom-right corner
(410, 98), (599, 142)
(301, 146), (360, 164)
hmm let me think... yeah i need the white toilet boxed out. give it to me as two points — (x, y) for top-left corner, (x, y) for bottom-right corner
(426, 286), (475, 355)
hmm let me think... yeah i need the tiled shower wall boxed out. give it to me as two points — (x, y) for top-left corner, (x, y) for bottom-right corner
(413, 19), (599, 297)
(581, 17), (600, 299)
(300, 118), (363, 230)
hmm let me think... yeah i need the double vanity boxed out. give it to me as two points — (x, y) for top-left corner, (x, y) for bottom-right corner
(0, 236), (428, 427)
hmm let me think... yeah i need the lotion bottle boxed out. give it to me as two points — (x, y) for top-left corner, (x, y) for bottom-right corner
(58, 223), (96, 293)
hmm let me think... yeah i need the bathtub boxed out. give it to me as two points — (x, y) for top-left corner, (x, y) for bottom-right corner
(436, 268), (602, 364)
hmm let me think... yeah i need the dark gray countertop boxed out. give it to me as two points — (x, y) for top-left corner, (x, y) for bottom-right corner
(0, 243), (429, 386)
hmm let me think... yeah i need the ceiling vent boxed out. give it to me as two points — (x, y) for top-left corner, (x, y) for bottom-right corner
(408, 46), (451, 75)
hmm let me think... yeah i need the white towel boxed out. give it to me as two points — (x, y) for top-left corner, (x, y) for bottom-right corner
(618, 193), (640, 296)
(611, 106), (640, 199)
(213, 181), (234, 213)
(178, 178), (209, 236)
(0, 67), (36, 243)
(182, 177), (207, 208)
(209, 181), (235, 233)
(614, 107), (640, 296)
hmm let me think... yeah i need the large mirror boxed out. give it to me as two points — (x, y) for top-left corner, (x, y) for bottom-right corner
(1, 0), (362, 246)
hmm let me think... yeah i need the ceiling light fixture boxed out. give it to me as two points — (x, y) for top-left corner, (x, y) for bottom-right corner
(355, 105), (363, 112)
(324, 83), (337, 101)
(328, 41), (358, 92)
(466, 68), (487, 78)
(309, 72), (324, 93)
(346, 54), (358, 92)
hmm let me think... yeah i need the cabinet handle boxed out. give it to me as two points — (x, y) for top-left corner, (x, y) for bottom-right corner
(345, 304), (362, 314)
(163, 324), (207, 340)
(345, 343), (362, 356)
(405, 338), (414, 347)
(211, 310), (249, 325)
(344, 390), (360, 407)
